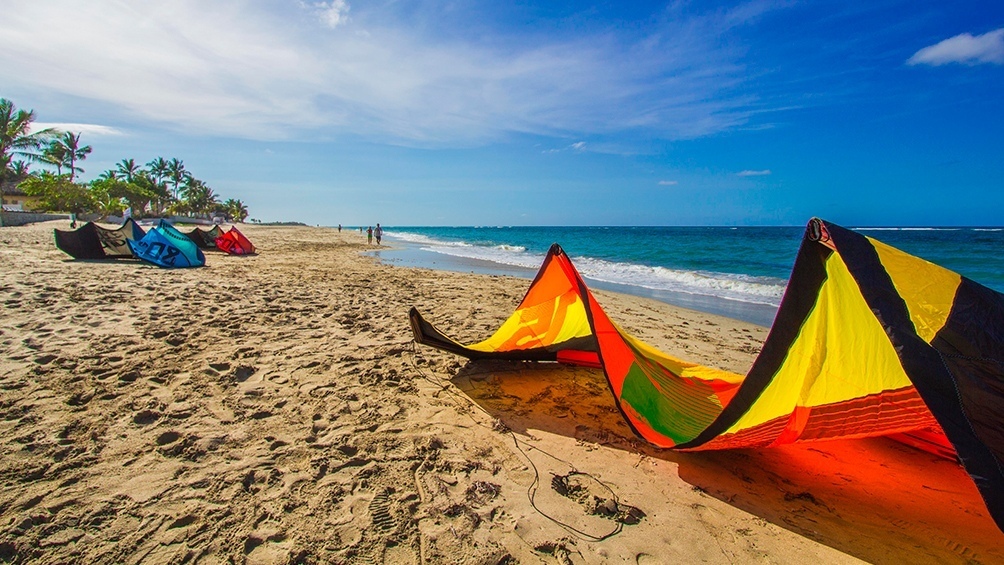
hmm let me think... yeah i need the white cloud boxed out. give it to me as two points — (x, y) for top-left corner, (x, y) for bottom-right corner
(737, 169), (771, 176)
(570, 142), (586, 151)
(310, 0), (350, 29)
(908, 29), (1004, 66)
(658, 180), (678, 185)
(30, 123), (124, 137)
(0, 1), (766, 144)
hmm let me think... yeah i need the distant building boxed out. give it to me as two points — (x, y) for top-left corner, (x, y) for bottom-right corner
(0, 181), (40, 211)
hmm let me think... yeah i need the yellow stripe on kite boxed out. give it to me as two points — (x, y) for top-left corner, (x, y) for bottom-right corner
(868, 237), (961, 344)
(723, 252), (913, 436)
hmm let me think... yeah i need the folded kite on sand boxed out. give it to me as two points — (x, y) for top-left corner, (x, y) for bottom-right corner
(183, 225), (222, 249)
(53, 218), (146, 260)
(215, 226), (255, 255)
(127, 220), (206, 268)
(410, 218), (1004, 532)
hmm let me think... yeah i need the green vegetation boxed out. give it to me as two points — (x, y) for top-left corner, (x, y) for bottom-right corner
(1, 97), (249, 222)
(20, 172), (94, 214)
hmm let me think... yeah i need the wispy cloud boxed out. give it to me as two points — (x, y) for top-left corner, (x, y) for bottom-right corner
(908, 29), (1004, 66)
(658, 180), (678, 185)
(30, 123), (124, 137)
(0, 1), (773, 144)
(543, 141), (590, 154)
(737, 169), (771, 176)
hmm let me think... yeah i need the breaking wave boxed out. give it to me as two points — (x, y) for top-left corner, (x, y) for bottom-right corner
(386, 231), (785, 306)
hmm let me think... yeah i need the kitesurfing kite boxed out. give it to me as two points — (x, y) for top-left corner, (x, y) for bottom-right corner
(183, 225), (222, 249)
(410, 218), (1004, 531)
(215, 226), (255, 255)
(127, 220), (206, 268)
(54, 218), (145, 260)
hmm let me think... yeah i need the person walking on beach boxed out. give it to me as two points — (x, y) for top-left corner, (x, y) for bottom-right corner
(338, 224), (341, 232)
(374, 223), (383, 245)
(367, 226), (373, 244)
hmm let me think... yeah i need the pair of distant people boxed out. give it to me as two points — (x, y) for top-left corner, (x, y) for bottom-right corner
(366, 224), (383, 245)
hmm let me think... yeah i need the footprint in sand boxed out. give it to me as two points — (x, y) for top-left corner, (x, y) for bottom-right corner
(368, 490), (396, 532)
(133, 410), (160, 425)
(233, 365), (257, 382)
(156, 431), (181, 446)
(267, 374), (289, 385)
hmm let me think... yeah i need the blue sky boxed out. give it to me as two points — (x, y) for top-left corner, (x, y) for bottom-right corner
(2, 0), (1002, 226)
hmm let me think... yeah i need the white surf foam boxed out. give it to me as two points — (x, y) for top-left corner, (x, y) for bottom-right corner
(572, 257), (785, 306)
(387, 231), (787, 307)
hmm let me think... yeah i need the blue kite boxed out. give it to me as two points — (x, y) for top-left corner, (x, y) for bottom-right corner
(127, 220), (206, 268)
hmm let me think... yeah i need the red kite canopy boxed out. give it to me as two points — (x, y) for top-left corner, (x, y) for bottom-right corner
(215, 226), (255, 255)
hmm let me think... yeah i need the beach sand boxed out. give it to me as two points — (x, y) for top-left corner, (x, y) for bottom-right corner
(1, 221), (1001, 564)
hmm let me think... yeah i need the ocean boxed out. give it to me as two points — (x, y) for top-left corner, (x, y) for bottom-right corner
(370, 225), (1004, 327)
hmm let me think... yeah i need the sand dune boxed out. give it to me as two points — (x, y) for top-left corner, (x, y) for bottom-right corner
(0, 221), (1001, 564)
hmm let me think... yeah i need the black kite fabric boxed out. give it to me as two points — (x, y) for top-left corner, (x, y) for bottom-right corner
(54, 219), (145, 260)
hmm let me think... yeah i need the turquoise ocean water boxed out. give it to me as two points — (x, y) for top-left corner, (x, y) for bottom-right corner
(373, 225), (1004, 327)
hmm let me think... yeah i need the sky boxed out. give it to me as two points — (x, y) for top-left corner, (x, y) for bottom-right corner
(2, 0), (1002, 226)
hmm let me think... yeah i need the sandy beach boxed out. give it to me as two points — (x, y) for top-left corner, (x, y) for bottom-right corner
(1, 221), (1002, 564)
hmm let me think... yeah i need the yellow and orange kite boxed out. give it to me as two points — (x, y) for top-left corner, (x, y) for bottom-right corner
(410, 218), (1004, 531)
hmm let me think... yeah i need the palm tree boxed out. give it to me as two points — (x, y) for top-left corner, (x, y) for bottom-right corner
(130, 171), (173, 216)
(97, 169), (120, 182)
(116, 158), (139, 183)
(8, 160), (31, 184)
(41, 142), (68, 176)
(147, 157), (169, 186)
(49, 132), (92, 181)
(181, 178), (218, 218)
(0, 98), (56, 173)
(223, 198), (249, 222)
(166, 158), (188, 200)
(1, 155), (32, 198)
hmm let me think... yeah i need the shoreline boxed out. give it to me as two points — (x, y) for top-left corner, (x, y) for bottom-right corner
(369, 239), (780, 327)
(1, 221), (1001, 563)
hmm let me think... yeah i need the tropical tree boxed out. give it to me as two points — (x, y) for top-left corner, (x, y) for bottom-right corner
(166, 158), (188, 200)
(53, 132), (92, 182)
(0, 98), (56, 182)
(40, 142), (68, 175)
(0, 154), (10, 189)
(165, 198), (191, 217)
(223, 198), (249, 222)
(21, 172), (95, 214)
(9, 160), (31, 182)
(97, 169), (120, 182)
(116, 158), (139, 182)
(87, 179), (127, 217)
(91, 176), (156, 218)
(147, 157), (169, 186)
(1, 158), (32, 192)
(181, 178), (218, 217)
(132, 171), (172, 216)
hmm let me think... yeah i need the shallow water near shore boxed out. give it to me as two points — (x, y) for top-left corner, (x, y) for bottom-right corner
(369, 245), (780, 326)
(368, 224), (1004, 327)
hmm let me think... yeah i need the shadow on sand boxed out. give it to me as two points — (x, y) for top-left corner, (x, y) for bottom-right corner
(451, 359), (1004, 565)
